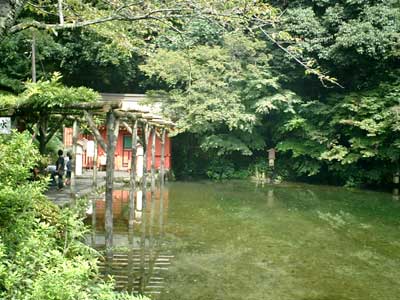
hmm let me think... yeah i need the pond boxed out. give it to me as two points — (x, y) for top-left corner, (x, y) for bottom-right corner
(86, 181), (400, 300)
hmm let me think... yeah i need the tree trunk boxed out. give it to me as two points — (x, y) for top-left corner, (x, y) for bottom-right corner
(31, 31), (36, 82)
(37, 116), (48, 154)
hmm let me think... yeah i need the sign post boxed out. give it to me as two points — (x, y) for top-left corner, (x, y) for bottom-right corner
(0, 117), (11, 134)
(267, 148), (276, 183)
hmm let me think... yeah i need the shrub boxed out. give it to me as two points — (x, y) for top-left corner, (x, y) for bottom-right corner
(0, 132), (146, 300)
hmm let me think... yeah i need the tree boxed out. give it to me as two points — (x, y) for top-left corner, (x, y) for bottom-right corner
(0, 0), (27, 37)
(140, 29), (300, 177)
(272, 0), (400, 92)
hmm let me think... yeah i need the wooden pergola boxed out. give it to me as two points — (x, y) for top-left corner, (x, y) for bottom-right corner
(1, 98), (175, 257)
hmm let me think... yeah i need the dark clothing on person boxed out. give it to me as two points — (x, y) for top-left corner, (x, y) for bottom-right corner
(66, 159), (71, 179)
(56, 156), (65, 189)
(56, 156), (65, 175)
(51, 155), (65, 190)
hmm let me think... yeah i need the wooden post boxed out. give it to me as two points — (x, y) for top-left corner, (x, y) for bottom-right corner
(160, 129), (166, 185)
(149, 127), (157, 259)
(141, 123), (149, 208)
(151, 126), (156, 188)
(159, 128), (166, 239)
(267, 148), (276, 183)
(91, 196), (96, 247)
(127, 120), (138, 291)
(136, 122), (149, 292)
(129, 119), (138, 221)
(92, 139), (98, 191)
(105, 110), (119, 259)
(70, 119), (79, 203)
(37, 116), (48, 154)
(394, 169), (399, 200)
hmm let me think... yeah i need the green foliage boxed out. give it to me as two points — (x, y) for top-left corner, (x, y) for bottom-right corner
(0, 73), (98, 111)
(276, 78), (400, 184)
(19, 72), (98, 108)
(0, 132), (146, 300)
(1, 0), (399, 187)
(276, 0), (400, 90)
(142, 32), (298, 156)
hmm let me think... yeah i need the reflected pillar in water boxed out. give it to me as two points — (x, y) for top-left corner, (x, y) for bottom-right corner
(92, 184), (171, 294)
(136, 190), (143, 221)
(139, 189), (147, 294)
(127, 193), (136, 292)
(267, 189), (274, 208)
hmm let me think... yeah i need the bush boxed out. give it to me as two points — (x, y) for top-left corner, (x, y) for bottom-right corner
(0, 132), (146, 300)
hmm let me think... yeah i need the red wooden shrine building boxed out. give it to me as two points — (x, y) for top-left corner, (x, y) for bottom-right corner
(63, 94), (172, 173)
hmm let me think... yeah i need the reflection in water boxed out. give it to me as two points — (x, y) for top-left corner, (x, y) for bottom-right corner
(266, 189), (274, 208)
(86, 181), (400, 300)
(87, 185), (171, 296)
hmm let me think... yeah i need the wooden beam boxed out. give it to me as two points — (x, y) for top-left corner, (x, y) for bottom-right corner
(122, 121), (133, 135)
(64, 100), (122, 110)
(83, 110), (107, 153)
(114, 110), (141, 119)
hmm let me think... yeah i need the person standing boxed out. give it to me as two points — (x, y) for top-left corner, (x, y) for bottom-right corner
(55, 149), (65, 190)
(64, 152), (72, 186)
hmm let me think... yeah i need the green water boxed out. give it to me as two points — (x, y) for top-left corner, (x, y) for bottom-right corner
(91, 181), (400, 300)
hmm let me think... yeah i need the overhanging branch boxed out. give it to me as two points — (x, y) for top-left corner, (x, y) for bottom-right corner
(9, 7), (189, 34)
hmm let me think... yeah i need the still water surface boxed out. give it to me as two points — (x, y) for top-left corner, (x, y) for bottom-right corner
(87, 181), (400, 300)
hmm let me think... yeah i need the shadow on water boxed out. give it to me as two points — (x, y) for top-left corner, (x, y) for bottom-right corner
(85, 182), (171, 297)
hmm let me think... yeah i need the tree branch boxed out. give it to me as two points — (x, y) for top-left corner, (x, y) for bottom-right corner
(249, 18), (344, 89)
(9, 7), (189, 34)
